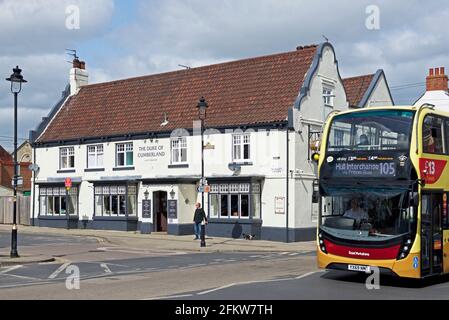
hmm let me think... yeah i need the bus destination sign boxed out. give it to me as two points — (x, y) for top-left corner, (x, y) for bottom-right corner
(330, 155), (397, 178)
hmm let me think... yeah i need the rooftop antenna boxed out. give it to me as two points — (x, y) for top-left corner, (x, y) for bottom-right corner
(178, 64), (191, 70)
(161, 112), (169, 127)
(322, 35), (329, 43)
(65, 49), (79, 64)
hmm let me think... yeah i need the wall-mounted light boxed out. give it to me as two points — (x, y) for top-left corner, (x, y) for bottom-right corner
(169, 189), (175, 200)
(144, 189), (149, 200)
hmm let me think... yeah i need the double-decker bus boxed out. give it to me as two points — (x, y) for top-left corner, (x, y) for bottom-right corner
(315, 105), (449, 278)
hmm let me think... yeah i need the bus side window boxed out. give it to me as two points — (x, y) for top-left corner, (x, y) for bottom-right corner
(423, 116), (444, 154)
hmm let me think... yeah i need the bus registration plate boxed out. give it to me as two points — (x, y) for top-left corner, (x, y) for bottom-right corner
(348, 265), (371, 272)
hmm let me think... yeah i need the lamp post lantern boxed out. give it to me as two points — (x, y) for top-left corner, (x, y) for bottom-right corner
(6, 66), (27, 258)
(197, 97), (208, 247)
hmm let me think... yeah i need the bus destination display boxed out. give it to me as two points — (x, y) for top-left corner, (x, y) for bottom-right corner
(333, 161), (397, 178)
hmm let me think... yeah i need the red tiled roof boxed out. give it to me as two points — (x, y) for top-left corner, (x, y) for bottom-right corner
(37, 46), (318, 143)
(343, 74), (374, 107)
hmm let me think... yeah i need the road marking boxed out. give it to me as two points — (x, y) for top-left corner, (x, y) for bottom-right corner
(280, 252), (290, 255)
(48, 263), (70, 279)
(289, 253), (299, 256)
(1, 273), (41, 281)
(296, 271), (324, 279)
(198, 283), (236, 295)
(101, 263), (112, 274)
(142, 294), (193, 300)
(0, 265), (23, 274)
(188, 263), (207, 268)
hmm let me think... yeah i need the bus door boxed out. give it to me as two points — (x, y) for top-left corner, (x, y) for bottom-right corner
(443, 193), (449, 274)
(421, 193), (443, 276)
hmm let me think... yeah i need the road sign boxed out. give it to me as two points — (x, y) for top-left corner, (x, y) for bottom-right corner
(197, 185), (211, 193)
(11, 177), (23, 187)
(65, 177), (72, 191)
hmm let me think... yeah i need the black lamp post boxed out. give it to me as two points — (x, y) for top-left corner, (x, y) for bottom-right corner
(6, 66), (27, 258)
(197, 97), (208, 248)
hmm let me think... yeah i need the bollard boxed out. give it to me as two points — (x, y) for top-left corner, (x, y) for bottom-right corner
(200, 221), (206, 247)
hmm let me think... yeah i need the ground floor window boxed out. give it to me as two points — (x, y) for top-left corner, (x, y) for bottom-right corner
(209, 183), (261, 219)
(94, 185), (137, 217)
(39, 187), (78, 216)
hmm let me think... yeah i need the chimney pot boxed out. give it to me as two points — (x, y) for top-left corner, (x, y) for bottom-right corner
(426, 66), (448, 92)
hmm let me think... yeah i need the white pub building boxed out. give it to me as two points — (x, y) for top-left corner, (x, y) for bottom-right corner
(29, 42), (393, 241)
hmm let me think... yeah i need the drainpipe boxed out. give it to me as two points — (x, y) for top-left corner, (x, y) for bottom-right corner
(32, 146), (36, 226)
(286, 127), (289, 243)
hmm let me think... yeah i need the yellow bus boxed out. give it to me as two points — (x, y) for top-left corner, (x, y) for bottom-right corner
(315, 105), (449, 278)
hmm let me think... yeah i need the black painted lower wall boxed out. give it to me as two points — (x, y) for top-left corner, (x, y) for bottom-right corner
(168, 223), (195, 236)
(260, 226), (316, 242)
(92, 217), (138, 232)
(206, 219), (262, 239)
(139, 222), (153, 234)
(35, 216), (79, 229)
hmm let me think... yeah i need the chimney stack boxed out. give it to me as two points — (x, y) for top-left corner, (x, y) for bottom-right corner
(426, 67), (448, 92)
(70, 58), (88, 95)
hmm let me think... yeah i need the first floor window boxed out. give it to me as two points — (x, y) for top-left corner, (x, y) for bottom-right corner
(232, 134), (251, 162)
(39, 187), (78, 216)
(88, 144), (104, 168)
(116, 143), (133, 167)
(209, 183), (261, 219)
(60, 147), (75, 169)
(94, 184), (137, 216)
(171, 137), (187, 164)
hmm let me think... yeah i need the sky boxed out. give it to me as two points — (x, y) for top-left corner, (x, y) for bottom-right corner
(1, 0), (448, 151)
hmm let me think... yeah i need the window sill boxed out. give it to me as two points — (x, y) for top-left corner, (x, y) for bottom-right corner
(38, 215), (79, 220)
(57, 169), (76, 174)
(208, 218), (262, 224)
(93, 215), (138, 221)
(168, 164), (189, 169)
(85, 168), (105, 172)
(229, 161), (253, 166)
(113, 166), (135, 171)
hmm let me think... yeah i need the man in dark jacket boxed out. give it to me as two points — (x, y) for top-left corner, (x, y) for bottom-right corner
(193, 202), (208, 240)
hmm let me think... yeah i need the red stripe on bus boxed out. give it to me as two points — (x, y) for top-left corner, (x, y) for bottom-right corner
(324, 240), (401, 260)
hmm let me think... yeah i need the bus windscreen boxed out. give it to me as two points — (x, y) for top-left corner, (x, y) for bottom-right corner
(327, 110), (415, 152)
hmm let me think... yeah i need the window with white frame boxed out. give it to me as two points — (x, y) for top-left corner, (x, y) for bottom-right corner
(60, 147), (75, 169)
(87, 145), (104, 168)
(323, 86), (334, 107)
(94, 184), (137, 217)
(209, 183), (260, 219)
(171, 137), (187, 164)
(116, 143), (133, 167)
(232, 134), (251, 162)
(39, 187), (78, 216)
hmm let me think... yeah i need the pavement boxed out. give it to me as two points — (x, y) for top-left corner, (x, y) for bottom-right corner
(0, 224), (316, 267)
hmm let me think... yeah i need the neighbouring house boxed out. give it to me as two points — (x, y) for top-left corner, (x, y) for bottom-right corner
(0, 145), (32, 196)
(343, 70), (393, 108)
(29, 42), (393, 241)
(415, 67), (449, 110)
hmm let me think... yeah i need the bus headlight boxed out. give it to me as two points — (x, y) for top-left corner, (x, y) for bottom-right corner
(397, 237), (413, 260)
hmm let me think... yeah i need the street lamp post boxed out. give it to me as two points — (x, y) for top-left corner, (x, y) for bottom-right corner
(6, 66), (27, 258)
(197, 97), (208, 248)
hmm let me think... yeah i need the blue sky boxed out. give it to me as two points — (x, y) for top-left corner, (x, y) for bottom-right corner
(1, 0), (448, 150)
